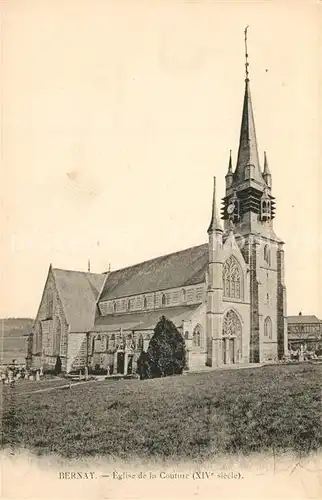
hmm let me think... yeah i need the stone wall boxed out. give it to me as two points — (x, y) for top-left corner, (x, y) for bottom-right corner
(67, 333), (87, 373)
(30, 267), (69, 372)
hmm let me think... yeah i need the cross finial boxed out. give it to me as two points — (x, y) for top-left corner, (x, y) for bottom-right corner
(244, 25), (249, 81)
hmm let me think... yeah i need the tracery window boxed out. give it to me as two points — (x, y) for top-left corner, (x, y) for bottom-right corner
(35, 321), (43, 354)
(137, 334), (144, 350)
(222, 310), (242, 338)
(54, 317), (61, 356)
(223, 256), (242, 300)
(94, 335), (102, 352)
(264, 317), (272, 340)
(110, 334), (116, 350)
(193, 324), (202, 348)
(47, 289), (53, 319)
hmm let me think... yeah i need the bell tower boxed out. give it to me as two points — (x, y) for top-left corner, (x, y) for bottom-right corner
(220, 27), (287, 363)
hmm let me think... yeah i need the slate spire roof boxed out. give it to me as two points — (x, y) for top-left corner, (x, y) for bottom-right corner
(233, 78), (263, 185)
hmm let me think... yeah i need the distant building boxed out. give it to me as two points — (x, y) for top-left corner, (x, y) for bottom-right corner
(287, 312), (322, 351)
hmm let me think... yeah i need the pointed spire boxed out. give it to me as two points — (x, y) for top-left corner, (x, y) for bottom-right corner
(233, 27), (263, 185)
(208, 177), (223, 233)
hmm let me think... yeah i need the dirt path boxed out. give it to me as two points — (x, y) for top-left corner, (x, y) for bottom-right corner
(6, 379), (100, 397)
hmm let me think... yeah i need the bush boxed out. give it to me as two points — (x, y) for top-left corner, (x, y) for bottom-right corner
(147, 316), (186, 378)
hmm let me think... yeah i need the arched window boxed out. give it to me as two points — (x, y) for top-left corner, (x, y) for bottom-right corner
(110, 334), (116, 350)
(193, 325), (202, 348)
(182, 289), (186, 302)
(264, 245), (271, 266)
(264, 317), (272, 340)
(161, 293), (166, 306)
(94, 335), (102, 352)
(113, 302), (117, 313)
(143, 296), (147, 309)
(47, 289), (53, 319)
(137, 334), (144, 350)
(127, 300), (131, 311)
(54, 317), (61, 356)
(184, 331), (189, 340)
(223, 256), (242, 300)
(35, 321), (42, 354)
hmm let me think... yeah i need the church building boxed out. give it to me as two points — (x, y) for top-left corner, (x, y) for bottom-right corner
(27, 35), (288, 374)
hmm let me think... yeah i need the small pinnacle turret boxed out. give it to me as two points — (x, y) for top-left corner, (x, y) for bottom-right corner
(263, 151), (272, 187)
(208, 177), (223, 233)
(225, 150), (233, 189)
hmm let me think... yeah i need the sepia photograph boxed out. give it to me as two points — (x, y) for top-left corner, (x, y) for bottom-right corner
(1, 1), (321, 499)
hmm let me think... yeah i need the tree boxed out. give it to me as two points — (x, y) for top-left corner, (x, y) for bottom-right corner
(147, 316), (186, 378)
(54, 355), (62, 375)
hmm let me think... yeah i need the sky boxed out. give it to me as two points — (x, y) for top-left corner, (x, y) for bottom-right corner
(1, 0), (321, 319)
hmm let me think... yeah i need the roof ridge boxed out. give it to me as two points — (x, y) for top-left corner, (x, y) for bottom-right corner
(52, 268), (104, 276)
(105, 242), (208, 275)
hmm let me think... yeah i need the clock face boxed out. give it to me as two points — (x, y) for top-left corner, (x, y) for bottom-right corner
(227, 203), (235, 215)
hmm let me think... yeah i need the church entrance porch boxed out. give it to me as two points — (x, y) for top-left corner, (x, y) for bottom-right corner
(221, 310), (242, 365)
(114, 350), (135, 375)
(221, 337), (236, 364)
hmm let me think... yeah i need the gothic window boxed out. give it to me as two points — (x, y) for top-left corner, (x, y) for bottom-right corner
(47, 289), (53, 319)
(54, 317), (61, 356)
(161, 293), (166, 306)
(223, 256), (242, 300)
(143, 296), (147, 309)
(137, 334), (144, 350)
(110, 334), (116, 350)
(193, 325), (202, 348)
(222, 310), (242, 338)
(184, 331), (189, 340)
(94, 335), (102, 352)
(182, 289), (186, 302)
(113, 301), (117, 313)
(264, 245), (271, 266)
(127, 300), (131, 311)
(35, 321), (43, 354)
(264, 317), (272, 340)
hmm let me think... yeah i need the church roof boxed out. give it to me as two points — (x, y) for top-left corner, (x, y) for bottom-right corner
(52, 269), (105, 333)
(99, 243), (209, 302)
(92, 304), (202, 332)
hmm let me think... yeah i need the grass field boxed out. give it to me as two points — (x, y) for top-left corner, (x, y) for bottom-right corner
(2, 363), (321, 461)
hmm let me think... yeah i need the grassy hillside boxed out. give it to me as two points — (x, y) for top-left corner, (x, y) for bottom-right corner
(2, 363), (322, 460)
(1, 318), (33, 364)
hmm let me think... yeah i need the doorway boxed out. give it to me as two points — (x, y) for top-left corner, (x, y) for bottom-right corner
(229, 339), (235, 364)
(117, 352), (125, 374)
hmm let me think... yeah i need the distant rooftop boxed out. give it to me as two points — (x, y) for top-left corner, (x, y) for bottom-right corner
(287, 313), (322, 324)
